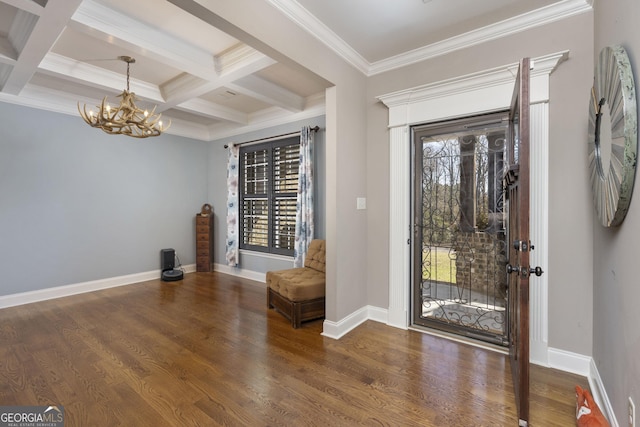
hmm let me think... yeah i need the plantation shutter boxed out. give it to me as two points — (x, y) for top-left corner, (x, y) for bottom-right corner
(272, 143), (299, 251)
(239, 138), (300, 254)
(242, 148), (269, 248)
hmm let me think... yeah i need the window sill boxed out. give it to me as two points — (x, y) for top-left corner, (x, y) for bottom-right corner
(239, 249), (293, 262)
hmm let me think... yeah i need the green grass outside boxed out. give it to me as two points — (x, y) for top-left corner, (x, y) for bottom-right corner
(422, 247), (456, 284)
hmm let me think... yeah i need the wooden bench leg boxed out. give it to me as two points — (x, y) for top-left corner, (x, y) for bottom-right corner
(292, 302), (302, 329)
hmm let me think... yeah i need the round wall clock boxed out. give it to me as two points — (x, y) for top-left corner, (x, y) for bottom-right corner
(588, 45), (638, 227)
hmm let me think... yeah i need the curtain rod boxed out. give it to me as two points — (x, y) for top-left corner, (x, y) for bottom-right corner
(224, 126), (319, 149)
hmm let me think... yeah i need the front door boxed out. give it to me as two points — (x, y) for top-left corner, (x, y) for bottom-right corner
(505, 57), (542, 427)
(411, 112), (510, 346)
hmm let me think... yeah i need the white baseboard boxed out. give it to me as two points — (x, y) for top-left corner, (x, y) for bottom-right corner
(321, 305), (371, 339)
(0, 264), (196, 309)
(547, 347), (592, 376)
(589, 358), (618, 427)
(321, 305), (388, 339)
(546, 346), (618, 424)
(213, 262), (266, 283)
(367, 305), (389, 324)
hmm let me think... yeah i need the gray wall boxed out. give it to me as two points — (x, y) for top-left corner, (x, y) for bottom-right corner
(593, 0), (640, 424)
(366, 12), (595, 356)
(208, 116), (326, 274)
(0, 102), (209, 296)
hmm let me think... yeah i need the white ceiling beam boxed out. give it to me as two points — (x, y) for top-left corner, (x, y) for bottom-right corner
(70, 0), (294, 115)
(177, 97), (248, 124)
(158, 46), (276, 110)
(2, 0), (83, 94)
(0, 36), (17, 65)
(39, 53), (163, 102)
(39, 53), (250, 125)
(160, 74), (219, 108)
(227, 74), (304, 112)
(215, 44), (276, 77)
(70, 0), (216, 81)
(1, 0), (45, 16)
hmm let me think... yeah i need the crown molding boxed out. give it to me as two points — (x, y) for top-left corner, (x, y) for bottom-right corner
(370, 0), (590, 75)
(0, 84), (82, 116)
(269, 0), (591, 77)
(377, 51), (568, 127)
(378, 51), (568, 109)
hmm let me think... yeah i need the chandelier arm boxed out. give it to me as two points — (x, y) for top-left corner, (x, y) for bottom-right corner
(78, 103), (92, 125)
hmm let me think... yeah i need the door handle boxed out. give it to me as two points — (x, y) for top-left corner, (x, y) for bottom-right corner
(529, 266), (543, 277)
(507, 265), (544, 277)
(506, 264), (520, 274)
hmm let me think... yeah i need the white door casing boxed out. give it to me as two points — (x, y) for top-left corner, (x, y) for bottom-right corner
(377, 51), (567, 365)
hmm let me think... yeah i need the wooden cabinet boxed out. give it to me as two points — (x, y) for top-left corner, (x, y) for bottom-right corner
(196, 214), (213, 272)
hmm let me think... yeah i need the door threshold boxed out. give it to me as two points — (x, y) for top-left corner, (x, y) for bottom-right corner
(408, 324), (509, 355)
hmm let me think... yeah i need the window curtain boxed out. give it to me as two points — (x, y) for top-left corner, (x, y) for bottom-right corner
(293, 126), (315, 267)
(225, 143), (240, 266)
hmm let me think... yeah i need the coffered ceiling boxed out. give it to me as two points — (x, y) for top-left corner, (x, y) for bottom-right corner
(0, 0), (591, 141)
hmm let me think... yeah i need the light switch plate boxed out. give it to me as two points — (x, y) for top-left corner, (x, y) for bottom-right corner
(357, 197), (366, 210)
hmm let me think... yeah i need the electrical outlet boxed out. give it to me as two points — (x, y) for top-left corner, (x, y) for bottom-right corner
(630, 397), (636, 427)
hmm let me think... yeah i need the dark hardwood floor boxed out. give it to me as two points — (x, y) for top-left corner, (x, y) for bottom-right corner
(0, 272), (586, 426)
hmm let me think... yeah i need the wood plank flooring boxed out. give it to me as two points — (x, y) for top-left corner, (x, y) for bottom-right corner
(0, 272), (586, 426)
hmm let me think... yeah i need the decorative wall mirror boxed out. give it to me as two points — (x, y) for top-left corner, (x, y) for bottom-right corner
(588, 45), (638, 227)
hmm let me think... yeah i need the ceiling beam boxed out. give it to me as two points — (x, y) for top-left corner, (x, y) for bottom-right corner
(39, 53), (250, 125)
(69, 0), (216, 80)
(1, 0), (45, 16)
(39, 53), (163, 101)
(2, 0), (83, 94)
(177, 98), (248, 124)
(227, 75), (304, 112)
(158, 45), (276, 111)
(70, 0), (299, 116)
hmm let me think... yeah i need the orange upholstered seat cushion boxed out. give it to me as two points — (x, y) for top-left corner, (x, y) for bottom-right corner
(266, 267), (325, 301)
(266, 239), (326, 302)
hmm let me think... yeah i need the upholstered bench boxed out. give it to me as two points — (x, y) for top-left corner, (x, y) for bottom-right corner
(266, 239), (326, 328)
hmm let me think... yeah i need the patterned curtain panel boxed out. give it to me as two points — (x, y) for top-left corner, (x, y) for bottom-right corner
(225, 143), (240, 266)
(293, 126), (315, 267)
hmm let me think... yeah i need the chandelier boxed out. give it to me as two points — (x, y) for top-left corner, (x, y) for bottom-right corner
(78, 56), (170, 138)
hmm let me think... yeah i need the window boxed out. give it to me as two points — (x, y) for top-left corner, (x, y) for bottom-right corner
(239, 136), (299, 255)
